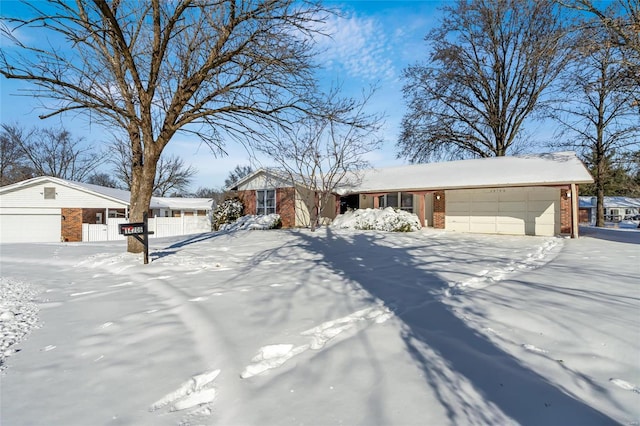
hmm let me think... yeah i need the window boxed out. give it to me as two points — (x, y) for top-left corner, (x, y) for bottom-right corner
(44, 187), (56, 200)
(400, 193), (413, 212)
(606, 208), (621, 222)
(96, 212), (103, 224)
(387, 193), (398, 210)
(257, 190), (276, 215)
(378, 192), (414, 213)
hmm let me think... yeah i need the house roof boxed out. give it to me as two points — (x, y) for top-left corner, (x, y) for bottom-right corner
(0, 176), (131, 206)
(579, 196), (640, 209)
(227, 168), (306, 191)
(338, 151), (593, 195)
(153, 197), (214, 210)
(0, 176), (213, 210)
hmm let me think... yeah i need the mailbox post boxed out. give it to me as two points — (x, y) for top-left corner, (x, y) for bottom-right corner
(119, 212), (154, 264)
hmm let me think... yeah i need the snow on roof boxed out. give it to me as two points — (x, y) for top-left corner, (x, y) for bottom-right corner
(72, 180), (132, 203)
(579, 196), (640, 208)
(339, 151), (593, 195)
(1, 176), (213, 210)
(0, 176), (131, 205)
(579, 197), (594, 208)
(152, 197), (213, 210)
(226, 168), (295, 191)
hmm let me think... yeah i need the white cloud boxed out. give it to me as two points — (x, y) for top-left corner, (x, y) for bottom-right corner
(316, 12), (397, 82)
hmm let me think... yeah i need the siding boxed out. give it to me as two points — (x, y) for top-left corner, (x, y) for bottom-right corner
(236, 172), (290, 191)
(0, 181), (128, 209)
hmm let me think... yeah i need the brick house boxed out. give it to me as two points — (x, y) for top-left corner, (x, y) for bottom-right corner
(231, 152), (593, 238)
(229, 169), (337, 228)
(579, 196), (640, 223)
(338, 152), (592, 237)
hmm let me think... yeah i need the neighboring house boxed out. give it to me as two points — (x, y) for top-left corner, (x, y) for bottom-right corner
(0, 176), (214, 243)
(230, 152), (593, 237)
(579, 196), (640, 223)
(228, 169), (337, 228)
(150, 196), (214, 219)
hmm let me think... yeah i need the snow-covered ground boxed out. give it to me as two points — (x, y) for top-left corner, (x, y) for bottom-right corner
(0, 223), (638, 425)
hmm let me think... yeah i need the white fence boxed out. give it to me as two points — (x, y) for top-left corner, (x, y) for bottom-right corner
(82, 216), (211, 242)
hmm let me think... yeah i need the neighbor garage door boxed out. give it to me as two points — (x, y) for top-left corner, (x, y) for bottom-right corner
(0, 208), (62, 243)
(445, 187), (559, 236)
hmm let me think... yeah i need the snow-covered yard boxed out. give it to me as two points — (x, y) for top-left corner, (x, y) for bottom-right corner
(0, 224), (638, 425)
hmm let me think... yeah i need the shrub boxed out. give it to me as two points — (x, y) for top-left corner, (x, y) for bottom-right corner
(220, 214), (282, 231)
(331, 207), (421, 232)
(212, 198), (244, 231)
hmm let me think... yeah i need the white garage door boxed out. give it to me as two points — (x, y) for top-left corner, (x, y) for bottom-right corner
(0, 209), (62, 243)
(445, 187), (559, 236)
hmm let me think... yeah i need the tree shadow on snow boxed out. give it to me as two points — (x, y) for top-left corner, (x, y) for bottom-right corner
(294, 228), (619, 425)
(150, 230), (238, 259)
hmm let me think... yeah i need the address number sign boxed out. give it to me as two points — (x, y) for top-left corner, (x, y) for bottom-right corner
(119, 222), (145, 235)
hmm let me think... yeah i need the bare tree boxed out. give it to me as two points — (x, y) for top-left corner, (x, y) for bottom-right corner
(86, 172), (118, 188)
(398, 0), (571, 162)
(106, 138), (133, 191)
(192, 186), (220, 198)
(551, 26), (640, 226)
(0, 124), (34, 186)
(192, 187), (226, 207)
(558, 0), (640, 108)
(1, 0), (331, 252)
(8, 126), (101, 182)
(153, 155), (197, 197)
(224, 165), (254, 189)
(107, 139), (196, 196)
(256, 88), (383, 231)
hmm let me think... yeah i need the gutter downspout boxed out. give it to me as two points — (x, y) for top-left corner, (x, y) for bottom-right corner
(571, 183), (579, 238)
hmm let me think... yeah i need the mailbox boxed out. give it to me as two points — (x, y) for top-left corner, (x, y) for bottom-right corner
(119, 222), (145, 235)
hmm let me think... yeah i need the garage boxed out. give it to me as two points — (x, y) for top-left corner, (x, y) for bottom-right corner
(445, 187), (560, 236)
(0, 208), (62, 243)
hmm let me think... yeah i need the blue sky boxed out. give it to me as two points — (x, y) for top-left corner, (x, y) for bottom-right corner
(0, 1), (447, 191)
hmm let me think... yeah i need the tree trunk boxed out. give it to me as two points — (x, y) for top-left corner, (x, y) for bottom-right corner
(127, 166), (155, 253)
(309, 204), (318, 232)
(596, 184), (605, 227)
(127, 137), (159, 253)
(595, 114), (605, 227)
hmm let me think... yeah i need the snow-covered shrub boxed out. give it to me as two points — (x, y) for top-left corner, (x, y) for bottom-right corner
(212, 198), (244, 231)
(220, 214), (282, 231)
(331, 207), (421, 232)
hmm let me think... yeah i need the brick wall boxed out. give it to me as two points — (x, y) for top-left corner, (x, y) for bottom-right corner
(579, 208), (590, 223)
(235, 188), (296, 227)
(277, 187), (295, 228)
(236, 190), (256, 215)
(61, 208), (82, 242)
(433, 191), (445, 229)
(560, 189), (571, 234)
